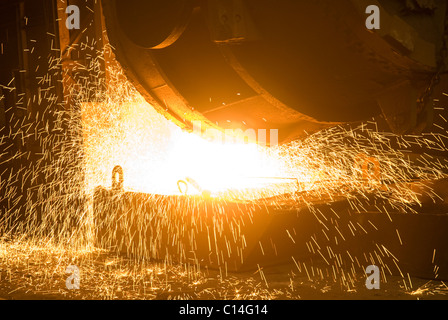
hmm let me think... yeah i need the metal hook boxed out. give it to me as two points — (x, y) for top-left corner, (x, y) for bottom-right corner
(112, 165), (124, 191)
(177, 180), (188, 195)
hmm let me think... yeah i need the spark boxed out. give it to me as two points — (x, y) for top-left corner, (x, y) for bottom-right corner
(0, 37), (447, 300)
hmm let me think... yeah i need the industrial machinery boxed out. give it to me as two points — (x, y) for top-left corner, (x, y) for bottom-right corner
(93, 0), (448, 279)
(101, 0), (447, 142)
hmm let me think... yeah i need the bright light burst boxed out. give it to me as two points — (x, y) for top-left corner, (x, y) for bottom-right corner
(81, 96), (283, 196)
(79, 59), (448, 207)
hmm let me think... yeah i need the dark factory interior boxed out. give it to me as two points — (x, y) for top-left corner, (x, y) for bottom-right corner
(0, 0), (448, 304)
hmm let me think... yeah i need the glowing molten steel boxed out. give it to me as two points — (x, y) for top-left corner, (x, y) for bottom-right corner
(80, 64), (448, 208)
(81, 95), (286, 198)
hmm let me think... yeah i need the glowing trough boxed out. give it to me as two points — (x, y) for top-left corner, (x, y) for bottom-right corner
(93, 182), (448, 279)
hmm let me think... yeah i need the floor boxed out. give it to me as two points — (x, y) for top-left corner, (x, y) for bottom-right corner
(0, 240), (447, 300)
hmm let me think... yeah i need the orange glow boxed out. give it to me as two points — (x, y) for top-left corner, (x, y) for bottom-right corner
(80, 64), (447, 207)
(81, 97), (286, 197)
